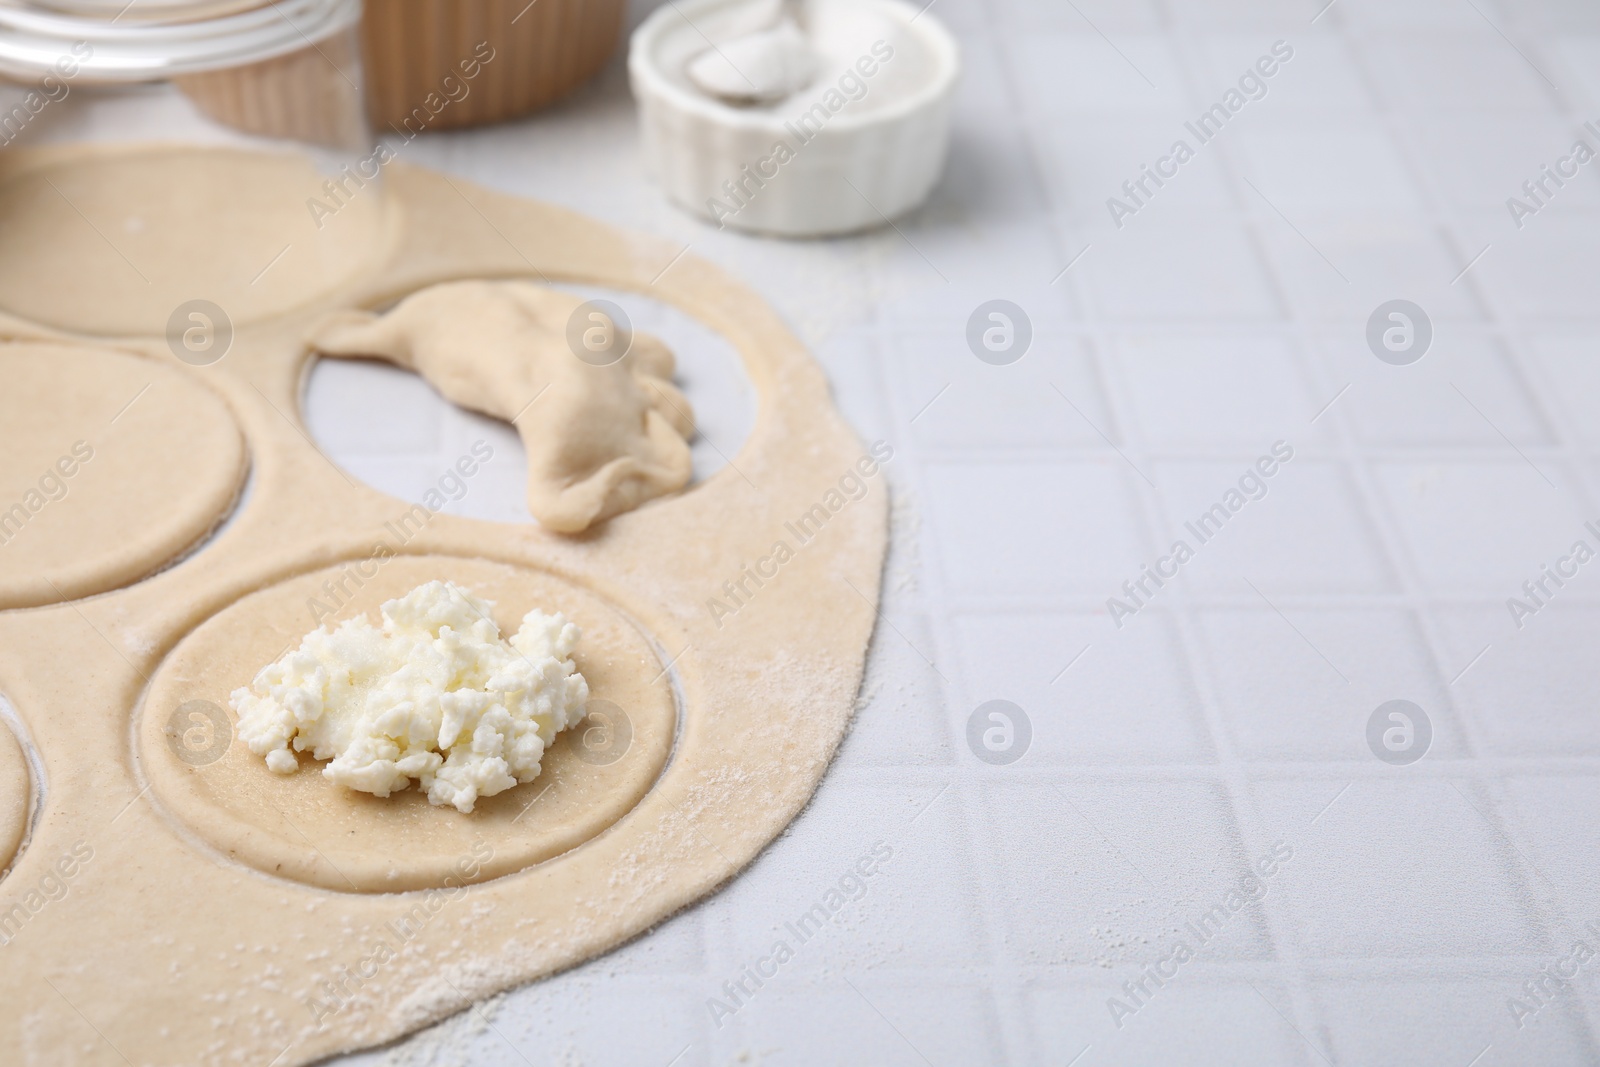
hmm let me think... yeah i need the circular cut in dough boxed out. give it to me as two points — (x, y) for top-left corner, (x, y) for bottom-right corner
(0, 148), (388, 335)
(0, 345), (247, 611)
(136, 555), (677, 893)
(0, 718), (27, 877)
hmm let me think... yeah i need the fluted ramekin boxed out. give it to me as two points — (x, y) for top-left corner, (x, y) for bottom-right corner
(629, 0), (959, 237)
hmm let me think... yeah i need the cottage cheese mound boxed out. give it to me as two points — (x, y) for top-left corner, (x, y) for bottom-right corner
(230, 580), (589, 813)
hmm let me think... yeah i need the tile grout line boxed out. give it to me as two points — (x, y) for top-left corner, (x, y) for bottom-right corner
(1343, 0), (1600, 979)
(815, 166), (1020, 1061)
(1308, 7), (1600, 1058)
(1136, 11), (1335, 1062)
(955, 6), (1087, 1061)
(1012, 1), (1327, 1058)
(1374, 9), (1600, 1054)
(1200, 12), (1552, 1060)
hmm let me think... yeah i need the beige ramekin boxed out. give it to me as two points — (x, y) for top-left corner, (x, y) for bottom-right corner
(360, 0), (626, 132)
(174, 19), (368, 149)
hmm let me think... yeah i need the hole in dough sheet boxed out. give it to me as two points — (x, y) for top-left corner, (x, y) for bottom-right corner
(0, 344), (249, 611)
(0, 695), (42, 882)
(301, 284), (756, 525)
(133, 555), (678, 894)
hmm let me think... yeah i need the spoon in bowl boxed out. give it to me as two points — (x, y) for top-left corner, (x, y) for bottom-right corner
(687, 0), (820, 107)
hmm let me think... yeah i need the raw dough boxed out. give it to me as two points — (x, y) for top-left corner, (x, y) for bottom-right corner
(0, 344), (247, 610)
(0, 145), (885, 1067)
(310, 280), (695, 533)
(0, 719), (27, 878)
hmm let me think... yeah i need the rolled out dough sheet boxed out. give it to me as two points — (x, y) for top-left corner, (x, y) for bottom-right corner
(0, 145), (885, 1065)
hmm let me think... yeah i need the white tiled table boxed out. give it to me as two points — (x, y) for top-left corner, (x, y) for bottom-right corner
(41, 0), (1600, 1062)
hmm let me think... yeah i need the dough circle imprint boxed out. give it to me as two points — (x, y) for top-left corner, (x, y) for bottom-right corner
(137, 556), (677, 893)
(0, 344), (247, 611)
(0, 717), (28, 877)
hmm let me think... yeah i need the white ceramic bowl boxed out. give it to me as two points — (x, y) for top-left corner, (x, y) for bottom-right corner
(629, 0), (959, 237)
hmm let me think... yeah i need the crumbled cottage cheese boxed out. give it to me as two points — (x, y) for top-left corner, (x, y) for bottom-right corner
(230, 581), (588, 813)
